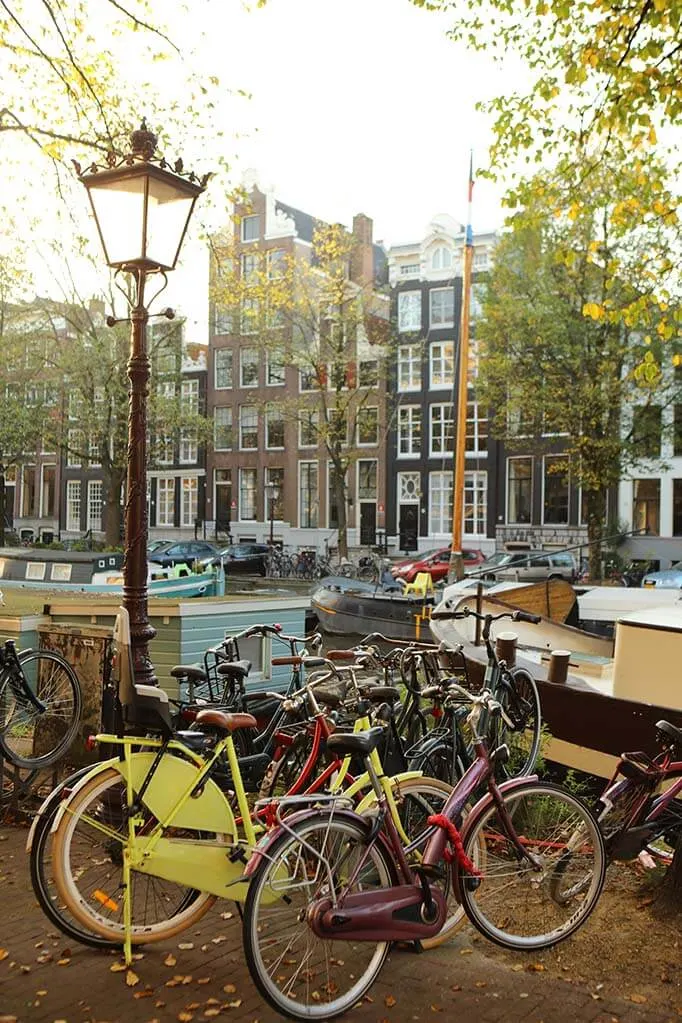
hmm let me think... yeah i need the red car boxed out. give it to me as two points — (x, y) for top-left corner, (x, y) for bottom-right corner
(391, 546), (486, 584)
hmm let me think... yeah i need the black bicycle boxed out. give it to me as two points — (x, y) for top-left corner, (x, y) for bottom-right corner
(0, 639), (82, 772)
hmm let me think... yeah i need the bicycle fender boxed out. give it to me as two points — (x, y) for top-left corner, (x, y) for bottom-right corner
(50, 757), (122, 834)
(351, 770), (423, 809)
(405, 734), (449, 772)
(26, 763), (96, 851)
(454, 776), (539, 887)
(243, 807), (398, 880)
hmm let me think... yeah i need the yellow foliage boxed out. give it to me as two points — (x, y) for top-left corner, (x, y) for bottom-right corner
(582, 302), (604, 320)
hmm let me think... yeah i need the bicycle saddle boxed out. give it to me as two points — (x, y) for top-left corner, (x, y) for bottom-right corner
(194, 709), (257, 733)
(314, 687), (343, 708)
(170, 665), (207, 682)
(656, 720), (682, 747)
(361, 685), (400, 704)
(216, 660), (251, 680)
(326, 726), (385, 757)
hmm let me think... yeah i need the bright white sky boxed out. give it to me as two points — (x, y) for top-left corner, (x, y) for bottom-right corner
(190, 0), (517, 245)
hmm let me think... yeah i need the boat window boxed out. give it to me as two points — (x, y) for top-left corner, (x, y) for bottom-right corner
(51, 564), (72, 582)
(26, 562), (46, 581)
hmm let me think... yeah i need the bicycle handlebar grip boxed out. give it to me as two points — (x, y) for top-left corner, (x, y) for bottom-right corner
(512, 611), (542, 624)
(430, 609), (466, 620)
(271, 656), (302, 666)
(301, 656), (327, 668)
(327, 650), (356, 661)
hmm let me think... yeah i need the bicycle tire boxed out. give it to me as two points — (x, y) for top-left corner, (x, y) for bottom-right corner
(459, 781), (606, 950)
(243, 813), (394, 1020)
(0, 650), (82, 769)
(491, 666), (542, 780)
(51, 765), (217, 944)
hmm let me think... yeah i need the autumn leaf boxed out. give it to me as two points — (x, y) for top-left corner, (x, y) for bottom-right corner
(110, 962), (127, 972)
(178, 942), (195, 950)
(126, 969), (139, 987)
(385, 994), (397, 1007)
(197, 977), (211, 985)
(133, 989), (154, 999)
(629, 994), (647, 1004)
(164, 954), (177, 967)
(0, 950), (9, 962)
(177, 1014), (194, 1022)
(222, 984), (236, 994)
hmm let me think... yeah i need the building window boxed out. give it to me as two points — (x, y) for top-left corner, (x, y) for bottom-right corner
(400, 263), (420, 276)
(67, 429), (84, 467)
(241, 214), (260, 242)
(157, 478), (175, 527)
(473, 250), (488, 270)
(357, 406), (378, 446)
(66, 480), (81, 532)
(429, 287), (454, 327)
(429, 471), (453, 535)
(265, 466), (284, 521)
(240, 347), (259, 387)
(239, 405), (258, 449)
(215, 349), (233, 389)
(87, 480), (103, 532)
(397, 406), (421, 457)
(241, 252), (259, 281)
(267, 248), (286, 278)
(430, 246), (452, 271)
(470, 282), (484, 321)
(21, 465), (37, 518)
(266, 408), (285, 449)
(358, 459), (377, 500)
(40, 464), (56, 518)
(300, 367), (317, 392)
(241, 297), (259, 334)
(507, 457), (532, 523)
(430, 404), (454, 456)
(632, 405), (661, 459)
(214, 407), (233, 451)
(359, 359), (378, 387)
(633, 478), (660, 535)
(397, 344), (421, 391)
(155, 434), (174, 465)
(299, 409), (319, 447)
(399, 471), (421, 502)
(266, 352), (285, 386)
(430, 341), (455, 388)
(180, 477), (198, 527)
(673, 479), (682, 536)
(464, 471), (487, 535)
(674, 405), (682, 457)
(466, 399), (488, 455)
(299, 461), (319, 528)
(398, 291), (421, 332)
(543, 456), (569, 524)
(238, 468), (257, 520)
(214, 304), (233, 335)
(179, 430), (198, 464)
(89, 436), (101, 467)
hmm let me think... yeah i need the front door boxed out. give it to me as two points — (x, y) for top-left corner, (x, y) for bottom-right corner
(359, 502), (376, 546)
(399, 505), (418, 552)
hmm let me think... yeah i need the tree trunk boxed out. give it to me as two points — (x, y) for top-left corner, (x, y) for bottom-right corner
(657, 828), (682, 913)
(103, 468), (125, 548)
(335, 475), (348, 559)
(585, 490), (606, 581)
(0, 464), (5, 547)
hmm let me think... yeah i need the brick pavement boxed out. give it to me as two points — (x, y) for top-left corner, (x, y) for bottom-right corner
(0, 825), (675, 1023)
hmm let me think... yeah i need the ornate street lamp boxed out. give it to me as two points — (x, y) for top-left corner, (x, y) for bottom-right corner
(74, 123), (208, 685)
(264, 480), (279, 547)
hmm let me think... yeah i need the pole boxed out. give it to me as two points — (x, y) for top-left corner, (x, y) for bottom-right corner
(449, 151), (475, 582)
(269, 491), (275, 546)
(122, 269), (157, 686)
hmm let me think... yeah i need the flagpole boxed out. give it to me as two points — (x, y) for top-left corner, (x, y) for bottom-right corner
(449, 151), (474, 582)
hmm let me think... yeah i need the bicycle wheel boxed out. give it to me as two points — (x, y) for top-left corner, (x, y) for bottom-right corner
(0, 650), (82, 769)
(408, 734), (466, 787)
(492, 666), (542, 779)
(459, 781), (606, 950)
(51, 766), (216, 944)
(243, 813), (394, 1020)
(257, 731), (316, 800)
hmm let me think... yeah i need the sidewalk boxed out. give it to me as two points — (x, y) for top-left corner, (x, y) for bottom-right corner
(0, 825), (672, 1023)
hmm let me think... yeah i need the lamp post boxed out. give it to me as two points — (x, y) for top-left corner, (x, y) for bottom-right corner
(74, 123), (207, 686)
(264, 480), (279, 547)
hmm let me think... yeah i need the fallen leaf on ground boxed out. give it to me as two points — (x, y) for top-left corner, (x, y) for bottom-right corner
(431, 1005), (443, 1012)
(225, 1000), (242, 1008)
(222, 984), (236, 995)
(204, 1012), (220, 1019)
(629, 994), (647, 1004)
(110, 962), (127, 972)
(460, 948), (473, 955)
(57, 959), (70, 966)
(197, 977), (211, 985)
(177, 1014), (193, 1022)
(164, 954), (177, 967)
(451, 984), (462, 992)
(133, 990), (154, 999)
(179, 943), (195, 950)
(385, 995), (396, 1008)
(126, 969), (140, 987)
(0, 950), (8, 962)
(219, 912), (233, 920)
(475, 982), (487, 988)
(211, 936), (226, 945)
(526, 963), (544, 972)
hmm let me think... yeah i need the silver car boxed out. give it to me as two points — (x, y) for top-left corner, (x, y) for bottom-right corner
(468, 549), (577, 583)
(641, 561), (682, 589)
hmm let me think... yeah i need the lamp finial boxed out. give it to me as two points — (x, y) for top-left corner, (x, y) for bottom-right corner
(130, 121), (157, 161)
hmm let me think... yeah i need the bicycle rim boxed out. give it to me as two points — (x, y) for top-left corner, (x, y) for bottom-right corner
(51, 766), (214, 943)
(0, 652), (82, 769)
(460, 781), (605, 950)
(494, 667), (541, 779)
(243, 814), (392, 1020)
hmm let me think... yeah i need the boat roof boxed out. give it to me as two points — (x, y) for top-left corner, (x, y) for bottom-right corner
(617, 604), (682, 632)
(577, 586), (682, 622)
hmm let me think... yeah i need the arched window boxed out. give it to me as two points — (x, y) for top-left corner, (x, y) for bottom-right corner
(431, 245), (452, 270)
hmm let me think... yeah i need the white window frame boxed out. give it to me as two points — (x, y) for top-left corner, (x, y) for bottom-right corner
(214, 348), (233, 389)
(40, 463), (56, 519)
(179, 430), (198, 464)
(239, 467), (257, 521)
(180, 477), (198, 527)
(265, 408), (285, 450)
(428, 471), (453, 536)
(356, 406), (378, 447)
(266, 352), (286, 386)
(398, 291), (421, 333)
(429, 404), (454, 456)
(464, 470), (487, 537)
(542, 455), (570, 526)
(241, 214), (260, 242)
(298, 409), (319, 448)
(507, 456), (533, 524)
(429, 287), (455, 328)
(66, 480), (81, 532)
(239, 405), (258, 450)
(241, 297), (259, 335)
(298, 460), (319, 529)
(87, 480), (103, 532)
(240, 347), (259, 387)
(430, 341), (455, 389)
(430, 245), (452, 271)
(397, 405), (421, 458)
(397, 344), (421, 392)
(465, 398), (488, 457)
(267, 248), (286, 279)
(241, 251), (259, 281)
(214, 407), (233, 451)
(67, 428), (83, 468)
(157, 477), (176, 528)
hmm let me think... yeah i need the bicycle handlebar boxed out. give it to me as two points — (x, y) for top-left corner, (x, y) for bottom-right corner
(431, 606), (541, 625)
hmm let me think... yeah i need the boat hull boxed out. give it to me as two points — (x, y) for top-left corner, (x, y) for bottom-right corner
(311, 581), (435, 642)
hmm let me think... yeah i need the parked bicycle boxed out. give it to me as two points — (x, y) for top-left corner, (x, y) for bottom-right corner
(241, 680), (606, 1020)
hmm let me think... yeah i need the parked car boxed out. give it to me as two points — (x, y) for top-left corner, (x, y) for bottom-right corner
(641, 561), (682, 589)
(467, 549), (577, 583)
(391, 546), (486, 584)
(148, 540), (218, 569)
(199, 543), (271, 576)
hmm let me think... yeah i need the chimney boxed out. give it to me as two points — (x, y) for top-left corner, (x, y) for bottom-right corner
(350, 213), (374, 285)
